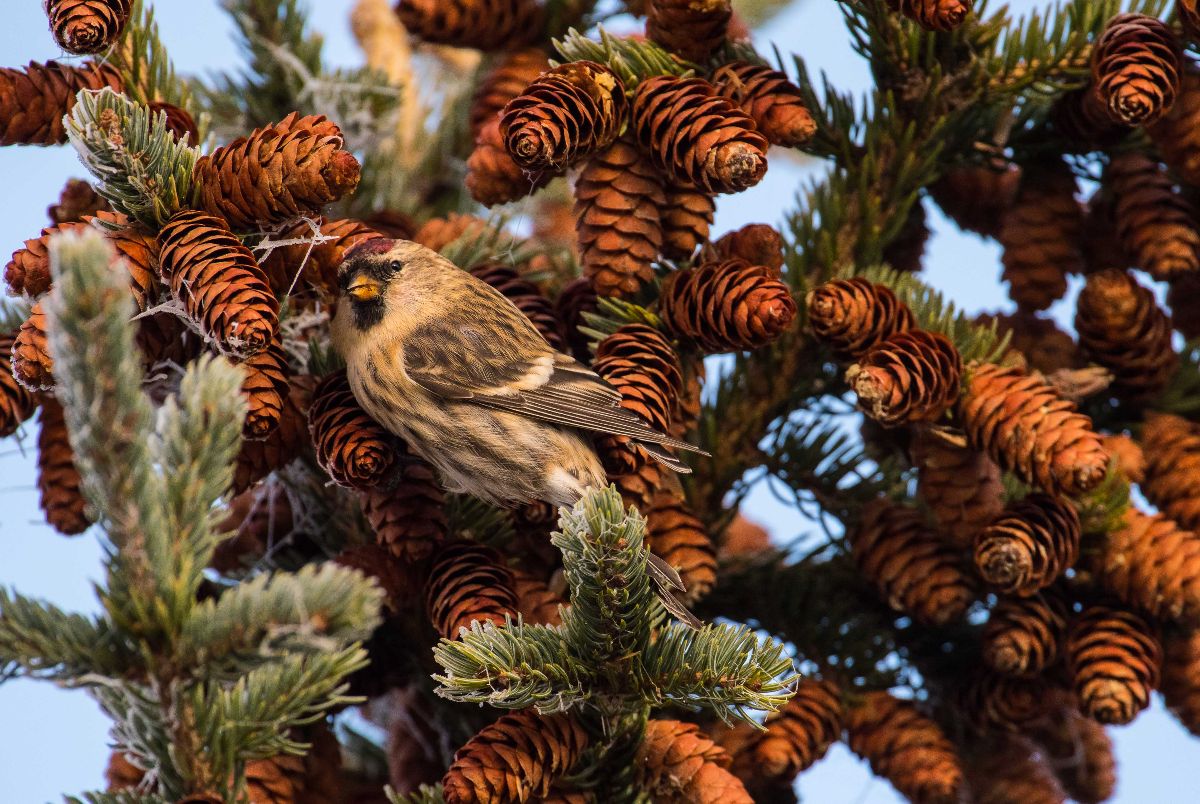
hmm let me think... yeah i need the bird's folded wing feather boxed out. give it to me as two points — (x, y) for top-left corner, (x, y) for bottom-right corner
(401, 318), (705, 453)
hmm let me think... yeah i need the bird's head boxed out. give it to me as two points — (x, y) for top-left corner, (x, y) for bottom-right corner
(334, 238), (454, 333)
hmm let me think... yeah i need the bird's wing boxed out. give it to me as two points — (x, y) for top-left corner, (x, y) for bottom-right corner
(401, 317), (704, 454)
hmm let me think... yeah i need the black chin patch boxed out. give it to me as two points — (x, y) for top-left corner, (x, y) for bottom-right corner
(351, 297), (386, 331)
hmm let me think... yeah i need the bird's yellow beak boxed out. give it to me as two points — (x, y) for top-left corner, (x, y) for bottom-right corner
(346, 278), (382, 301)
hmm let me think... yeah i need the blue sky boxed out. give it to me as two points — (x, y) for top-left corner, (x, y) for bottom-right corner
(0, 1), (1197, 801)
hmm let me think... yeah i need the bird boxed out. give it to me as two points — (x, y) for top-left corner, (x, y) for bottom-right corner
(331, 237), (708, 625)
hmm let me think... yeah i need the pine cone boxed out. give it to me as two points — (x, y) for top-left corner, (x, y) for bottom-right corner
(645, 489), (717, 603)
(632, 75), (768, 194)
(911, 428), (1003, 548)
(712, 61), (816, 147)
(260, 217), (381, 297)
(958, 671), (1052, 732)
(645, 0), (732, 62)
(886, 0), (970, 31)
(659, 259), (796, 353)
(1097, 506), (1200, 623)
(1068, 605), (1162, 725)
(240, 340), (291, 440)
(426, 539), (517, 638)
(396, 0), (544, 50)
(157, 210), (279, 357)
(806, 278), (915, 361)
(362, 209), (416, 240)
(91, 210), (161, 311)
(554, 277), (598, 360)
(659, 180), (715, 259)
(1162, 629), (1200, 736)
(211, 482), (293, 574)
(413, 214), (490, 253)
(1081, 191), (1132, 276)
(844, 692), (964, 804)
(36, 397), (90, 536)
(500, 61), (627, 171)
(1141, 412), (1200, 530)
(104, 752), (144, 790)
(470, 262), (566, 349)
(1169, 271), (1200, 339)
(12, 302), (54, 392)
(973, 494), (1080, 597)
(0, 331), (37, 437)
(965, 736), (1068, 804)
(48, 178), (109, 224)
(982, 591), (1069, 677)
(1052, 85), (1130, 151)
(983, 311), (1082, 375)
(1101, 432), (1144, 484)
(0, 60), (122, 145)
(1148, 62), (1200, 185)
(233, 386), (306, 494)
(752, 679), (842, 780)
(713, 223), (784, 272)
(881, 199), (930, 274)
(637, 720), (752, 804)
(361, 458), (447, 562)
(574, 139), (665, 299)
(957, 363), (1108, 497)
(308, 370), (397, 489)
(998, 162), (1083, 311)
(511, 569), (565, 626)
(1104, 151), (1200, 280)
(147, 100), (200, 146)
(470, 49), (549, 137)
(384, 686), (450, 794)
(1091, 13), (1182, 125)
(45, 0), (131, 54)
(928, 162), (1020, 238)
(192, 112), (361, 231)
(612, 461), (664, 512)
(466, 117), (550, 207)
(846, 330), (962, 427)
(1028, 698), (1116, 804)
(851, 499), (975, 626)
(443, 711), (587, 804)
(6, 221), (90, 298)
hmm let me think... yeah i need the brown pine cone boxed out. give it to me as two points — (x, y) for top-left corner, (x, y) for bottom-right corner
(0, 331), (37, 437)
(500, 61), (627, 172)
(846, 330), (962, 427)
(612, 461), (664, 512)
(104, 752), (144, 790)
(1080, 191), (1132, 276)
(260, 217), (381, 297)
(974, 494), (1079, 597)
(36, 398), (90, 536)
(466, 117), (550, 207)
(1101, 432), (1144, 484)
(511, 568), (565, 626)
(383, 685), (450, 794)
(1028, 698), (1116, 804)
(1097, 507), (1200, 623)
(240, 340), (291, 440)
(211, 483), (293, 574)
(958, 671), (1052, 732)
(5, 221), (90, 298)
(360, 457), (447, 562)
(638, 720), (751, 804)
(443, 711), (586, 804)
(471, 262), (567, 349)
(45, 0), (131, 54)
(659, 259), (796, 353)
(308, 370), (397, 489)
(806, 278), (915, 361)
(1105, 152), (1200, 281)
(0, 60), (123, 146)
(48, 178), (109, 225)
(998, 162), (1083, 311)
(362, 209), (416, 240)
(659, 180), (715, 259)
(645, 0), (732, 63)
(752, 679), (842, 780)
(336, 542), (423, 614)
(396, 0), (544, 50)
(886, 0), (970, 31)
(1051, 86), (1129, 149)
(1091, 13), (1182, 125)
(1141, 413), (1200, 530)
(982, 591), (1069, 677)
(881, 199), (929, 274)
(713, 223), (784, 272)
(671, 353), (704, 440)
(147, 100), (200, 147)
(426, 539), (517, 639)
(1069, 605), (1162, 725)
(982, 311), (1082, 375)
(851, 499), (975, 626)
(911, 428), (1002, 548)
(12, 302), (54, 392)
(1148, 62), (1200, 185)
(192, 112), (361, 231)
(927, 162), (1020, 238)
(712, 61), (816, 148)
(965, 736), (1068, 804)
(645, 488), (716, 603)
(844, 692), (963, 804)
(470, 50), (549, 137)
(1162, 629), (1200, 736)
(233, 386), (306, 494)
(574, 139), (665, 299)
(554, 277), (598, 360)
(91, 210), (161, 311)
(632, 75), (768, 194)
(412, 215), (489, 254)
(157, 210), (279, 357)
(957, 363), (1108, 497)
(244, 728), (346, 804)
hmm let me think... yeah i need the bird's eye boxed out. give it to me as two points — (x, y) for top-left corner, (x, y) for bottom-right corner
(390, 260), (403, 273)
